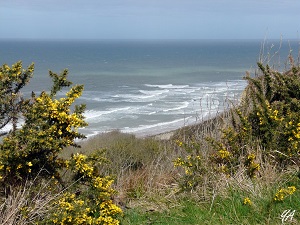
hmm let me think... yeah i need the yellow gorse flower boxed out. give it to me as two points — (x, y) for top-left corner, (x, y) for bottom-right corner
(72, 153), (94, 177)
(247, 154), (256, 161)
(243, 197), (252, 205)
(173, 157), (184, 167)
(176, 140), (183, 147)
(218, 149), (231, 159)
(274, 186), (297, 201)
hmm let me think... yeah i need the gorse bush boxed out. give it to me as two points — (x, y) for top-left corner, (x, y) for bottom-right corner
(174, 140), (208, 192)
(0, 62), (122, 224)
(170, 55), (300, 224)
(174, 55), (300, 191)
(0, 63), (87, 184)
(0, 61), (34, 136)
(244, 59), (300, 166)
(47, 151), (122, 225)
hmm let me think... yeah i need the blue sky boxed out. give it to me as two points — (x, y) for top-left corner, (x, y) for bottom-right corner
(0, 0), (299, 40)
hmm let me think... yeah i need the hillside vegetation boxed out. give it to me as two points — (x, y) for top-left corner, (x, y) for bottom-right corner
(0, 53), (300, 224)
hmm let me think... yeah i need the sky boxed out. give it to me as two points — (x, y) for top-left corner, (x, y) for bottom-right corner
(0, 0), (300, 40)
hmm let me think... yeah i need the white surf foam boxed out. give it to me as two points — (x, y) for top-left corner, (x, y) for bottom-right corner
(162, 101), (190, 113)
(144, 84), (190, 89)
(84, 107), (131, 120)
(139, 89), (170, 95)
(121, 116), (194, 134)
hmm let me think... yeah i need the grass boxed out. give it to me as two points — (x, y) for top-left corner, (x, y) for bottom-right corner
(0, 179), (57, 225)
(2, 96), (300, 224)
(1, 53), (300, 224)
(122, 187), (300, 225)
(58, 97), (300, 224)
(62, 127), (300, 225)
(121, 176), (300, 224)
(64, 131), (179, 202)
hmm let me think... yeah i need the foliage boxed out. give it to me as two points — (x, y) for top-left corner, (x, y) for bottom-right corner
(0, 63), (87, 184)
(173, 140), (207, 192)
(1, 52), (300, 224)
(274, 186), (297, 202)
(174, 56), (300, 191)
(0, 62), (122, 224)
(123, 179), (300, 225)
(0, 61), (34, 136)
(243, 59), (300, 165)
(47, 151), (122, 225)
(222, 58), (300, 168)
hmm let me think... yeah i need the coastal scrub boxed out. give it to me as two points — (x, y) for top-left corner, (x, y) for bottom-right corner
(0, 62), (122, 224)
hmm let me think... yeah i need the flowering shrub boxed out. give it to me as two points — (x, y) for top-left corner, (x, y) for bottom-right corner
(0, 62), (122, 224)
(0, 66), (87, 184)
(207, 124), (260, 178)
(244, 153), (260, 178)
(244, 61), (300, 165)
(173, 140), (207, 191)
(207, 128), (240, 176)
(208, 59), (300, 175)
(48, 151), (122, 225)
(0, 61), (34, 135)
(274, 186), (297, 202)
(174, 58), (300, 191)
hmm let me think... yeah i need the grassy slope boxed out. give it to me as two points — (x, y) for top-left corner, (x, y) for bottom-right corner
(66, 59), (300, 224)
(66, 121), (299, 224)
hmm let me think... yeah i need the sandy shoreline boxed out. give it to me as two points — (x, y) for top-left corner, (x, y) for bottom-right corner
(133, 113), (223, 140)
(150, 130), (176, 140)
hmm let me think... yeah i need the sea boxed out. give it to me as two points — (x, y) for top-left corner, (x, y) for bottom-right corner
(0, 39), (298, 138)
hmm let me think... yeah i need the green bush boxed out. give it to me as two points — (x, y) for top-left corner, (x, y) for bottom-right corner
(0, 62), (122, 224)
(244, 60), (300, 165)
(174, 56), (300, 191)
(46, 150), (122, 225)
(0, 61), (34, 135)
(0, 62), (87, 184)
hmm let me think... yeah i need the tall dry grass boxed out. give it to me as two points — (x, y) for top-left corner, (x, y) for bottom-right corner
(0, 179), (55, 225)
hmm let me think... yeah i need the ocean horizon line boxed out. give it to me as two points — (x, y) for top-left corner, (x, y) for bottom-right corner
(0, 38), (297, 42)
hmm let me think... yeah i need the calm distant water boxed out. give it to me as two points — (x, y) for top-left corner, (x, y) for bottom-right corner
(0, 39), (297, 137)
